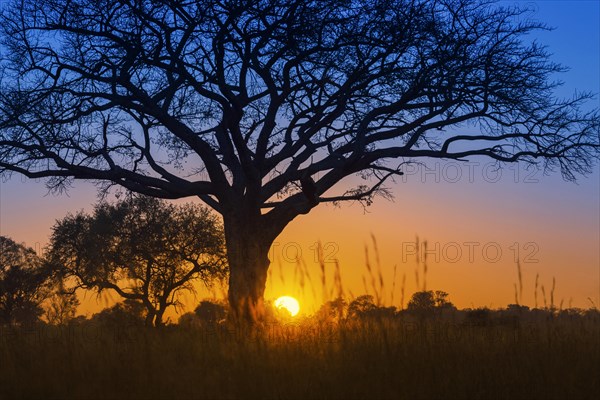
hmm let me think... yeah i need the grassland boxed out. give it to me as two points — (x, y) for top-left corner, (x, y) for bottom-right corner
(1, 311), (599, 400)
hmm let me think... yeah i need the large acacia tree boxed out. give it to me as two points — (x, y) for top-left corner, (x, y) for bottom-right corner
(0, 0), (598, 322)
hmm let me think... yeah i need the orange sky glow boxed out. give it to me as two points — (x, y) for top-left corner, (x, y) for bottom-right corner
(1, 161), (598, 320)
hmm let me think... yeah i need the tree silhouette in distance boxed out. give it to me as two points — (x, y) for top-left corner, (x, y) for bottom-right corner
(0, 236), (53, 325)
(407, 290), (455, 317)
(0, 0), (598, 322)
(90, 299), (147, 327)
(194, 299), (228, 325)
(44, 280), (80, 325)
(47, 196), (227, 327)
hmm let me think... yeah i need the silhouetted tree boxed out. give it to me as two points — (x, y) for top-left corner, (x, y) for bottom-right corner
(407, 290), (455, 316)
(348, 295), (377, 319)
(178, 312), (201, 329)
(47, 196), (227, 327)
(464, 308), (492, 327)
(506, 304), (530, 314)
(44, 281), (80, 325)
(433, 291), (455, 310)
(194, 299), (228, 325)
(316, 297), (347, 323)
(91, 299), (146, 327)
(369, 306), (398, 319)
(0, 236), (52, 325)
(1, 0), (598, 322)
(347, 295), (396, 320)
(498, 303), (531, 327)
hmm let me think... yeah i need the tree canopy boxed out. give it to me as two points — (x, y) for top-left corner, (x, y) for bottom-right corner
(47, 196), (227, 326)
(0, 236), (53, 325)
(407, 290), (455, 315)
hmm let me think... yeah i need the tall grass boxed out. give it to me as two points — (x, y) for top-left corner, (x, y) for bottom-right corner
(1, 313), (599, 399)
(1, 238), (599, 399)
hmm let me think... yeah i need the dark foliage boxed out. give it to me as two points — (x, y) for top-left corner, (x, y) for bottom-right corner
(407, 290), (456, 316)
(0, 236), (53, 325)
(47, 195), (227, 327)
(90, 299), (146, 327)
(194, 299), (228, 324)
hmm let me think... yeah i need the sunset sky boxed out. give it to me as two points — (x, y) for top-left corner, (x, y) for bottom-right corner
(0, 1), (598, 319)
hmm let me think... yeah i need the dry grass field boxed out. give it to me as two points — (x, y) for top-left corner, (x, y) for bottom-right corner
(1, 310), (599, 399)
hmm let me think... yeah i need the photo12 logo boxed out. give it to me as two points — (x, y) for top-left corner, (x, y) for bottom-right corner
(401, 161), (540, 184)
(401, 241), (540, 264)
(269, 241), (340, 263)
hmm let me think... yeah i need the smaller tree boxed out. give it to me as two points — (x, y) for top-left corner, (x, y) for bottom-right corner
(48, 196), (227, 327)
(432, 291), (455, 310)
(407, 290), (455, 316)
(178, 312), (201, 329)
(347, 295), (378, 319)
(91, 299), (146, 327)
(0, 236), (53, 325)
(316, 297), (348, 323)
(347, 295), (396, 320)
(194, 300), (228, 325)
(407, 291), (435, 313)
(464, 308), (493, 327)
(506, 304), (530, 314)
(44, 281), (80, 325)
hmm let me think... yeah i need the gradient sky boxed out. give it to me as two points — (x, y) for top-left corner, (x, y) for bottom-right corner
(1, 1), (598, 319)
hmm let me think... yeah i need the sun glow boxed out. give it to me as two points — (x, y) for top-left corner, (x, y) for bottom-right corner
(274, 296), (300, 317)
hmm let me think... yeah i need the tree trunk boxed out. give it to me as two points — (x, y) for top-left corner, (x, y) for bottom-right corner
(224, 214), (274, 325)
(155, 307), (166, 327)
(144, 307), (156, 327)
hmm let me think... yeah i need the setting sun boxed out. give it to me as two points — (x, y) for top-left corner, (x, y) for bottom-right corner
(274, 296), (300, 317)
